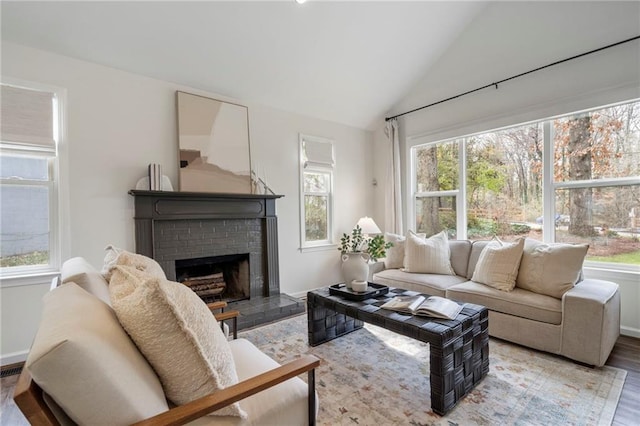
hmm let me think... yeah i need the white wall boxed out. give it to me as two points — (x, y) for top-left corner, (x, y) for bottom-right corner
(0, 42), (374, 364)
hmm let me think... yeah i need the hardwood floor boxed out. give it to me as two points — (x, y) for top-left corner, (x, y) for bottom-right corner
(608, 335), (640, 426)
(1, 335), (639, 425)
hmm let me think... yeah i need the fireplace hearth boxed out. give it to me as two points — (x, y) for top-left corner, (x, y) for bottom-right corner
(129, 190), (304, 329)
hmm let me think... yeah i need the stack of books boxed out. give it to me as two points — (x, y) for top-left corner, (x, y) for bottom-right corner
(148, 163), (162, 190)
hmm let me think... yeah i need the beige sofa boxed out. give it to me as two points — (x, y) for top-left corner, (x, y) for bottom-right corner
(15, 256), (319, 426)
(372, 239), (621, 367)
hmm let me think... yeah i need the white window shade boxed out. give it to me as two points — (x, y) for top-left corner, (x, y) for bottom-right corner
(1, 85), (55, 148)
(303, 138), (334, 168)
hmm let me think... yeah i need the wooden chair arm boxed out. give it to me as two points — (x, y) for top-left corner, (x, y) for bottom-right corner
(132, 354), (321, 426)
(206, 301), (227, 311)
(212, 309), (239, 339)
(13, 367), (59, 426)
(214, 310), (238, 322)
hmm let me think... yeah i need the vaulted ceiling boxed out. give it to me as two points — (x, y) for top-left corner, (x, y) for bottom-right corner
(2, 1), (638, 131)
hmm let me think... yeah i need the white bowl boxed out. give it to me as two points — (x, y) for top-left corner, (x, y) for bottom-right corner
(351, 280), (368, 292)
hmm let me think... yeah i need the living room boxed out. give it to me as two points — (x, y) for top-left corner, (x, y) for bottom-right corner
(1, 1), (639, 425)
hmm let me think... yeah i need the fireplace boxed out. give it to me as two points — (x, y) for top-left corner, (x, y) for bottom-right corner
(129, 190), (304, 329)
(175, 253), (250, 303)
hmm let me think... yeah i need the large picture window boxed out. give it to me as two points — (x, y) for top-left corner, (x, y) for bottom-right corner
(411, 100), (640, 267)
(299, 134), (334, 249)
(0, 82), (61, 276)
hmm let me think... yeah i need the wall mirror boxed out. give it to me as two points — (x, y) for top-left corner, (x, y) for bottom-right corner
(176, 91), (252, 193)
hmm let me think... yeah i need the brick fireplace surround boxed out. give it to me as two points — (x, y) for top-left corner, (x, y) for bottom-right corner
(129, 190), (304, 329)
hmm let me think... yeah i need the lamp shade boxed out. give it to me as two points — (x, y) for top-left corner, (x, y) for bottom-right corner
(356, 217), (382, 235)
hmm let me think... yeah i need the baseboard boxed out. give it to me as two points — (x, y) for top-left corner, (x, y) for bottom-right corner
(1, 350), (29, 367)
(290, 290), (308, 300)
(621, 325), (640, 339)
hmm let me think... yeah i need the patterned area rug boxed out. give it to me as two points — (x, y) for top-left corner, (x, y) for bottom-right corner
(239, 314), (626, 426)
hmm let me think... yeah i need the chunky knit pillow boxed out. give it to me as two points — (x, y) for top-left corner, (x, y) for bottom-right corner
(109, 265), (245, 418)
(102, 246), (166, 281)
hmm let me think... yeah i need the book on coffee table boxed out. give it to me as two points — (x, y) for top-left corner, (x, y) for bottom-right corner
(380, 295), (463, 320)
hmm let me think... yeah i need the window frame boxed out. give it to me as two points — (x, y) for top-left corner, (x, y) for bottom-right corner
(409, 99), (640, 272)
(0, 79), (67, 282)
(299, 134), (335, 251)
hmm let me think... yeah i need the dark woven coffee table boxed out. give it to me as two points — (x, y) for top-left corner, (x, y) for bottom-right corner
(307, 286), (489, 416)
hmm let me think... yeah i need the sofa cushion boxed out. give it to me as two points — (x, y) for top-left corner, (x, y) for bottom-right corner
(373, 269), (467, 297)
(516, 239), (588, 299)
(109, 265), (245, 418)
(26, 283), (169, 425)
(102, 246), (166, 281)
(60, 257), (111, 305)
(471, 237), (524, 291)
(403, 230), (455, 275)
(446, 281), (562, 325)
(383, 232), (424, 269)
(188, 338), (315, 426)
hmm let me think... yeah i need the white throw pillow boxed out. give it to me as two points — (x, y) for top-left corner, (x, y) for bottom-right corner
(102, 246), (166, 281)
(516, 239), (588, 299)
(26, 283), (169, 425)
(383, 232), (425, 269)
(471, 237), (525, 291)
(109, 265), (245, 418)
(402, 230), (455, 275)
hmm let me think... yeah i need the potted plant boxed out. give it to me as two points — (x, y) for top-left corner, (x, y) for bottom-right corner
(338, 225), (392, 288)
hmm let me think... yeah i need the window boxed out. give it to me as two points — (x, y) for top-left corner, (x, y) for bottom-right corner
(414, 139), (459, 238)
(411, 99), (640, 267)
(1, 82), (61, 277)
(552, 103), (640, 264)
(299, 134), (334, 249)
(465, 123), (543, 243)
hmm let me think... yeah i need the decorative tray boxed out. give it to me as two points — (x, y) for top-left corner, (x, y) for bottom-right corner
(329, 282), (389, 301)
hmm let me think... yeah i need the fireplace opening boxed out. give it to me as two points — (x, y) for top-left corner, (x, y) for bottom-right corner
(175, 253), (250, 303)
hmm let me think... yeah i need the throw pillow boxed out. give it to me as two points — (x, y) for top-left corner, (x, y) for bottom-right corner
(471, 237), (525, 291)
(516, 239), (588, 299)
(402, 230), (455, 275)
(26, 283), (168, 425)
(102, 246), (166, 281)
(109, 265), (245, 418)
(383, 232), (425, 269)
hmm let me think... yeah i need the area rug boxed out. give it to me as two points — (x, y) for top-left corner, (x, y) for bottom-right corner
(238, 314), (626, 426)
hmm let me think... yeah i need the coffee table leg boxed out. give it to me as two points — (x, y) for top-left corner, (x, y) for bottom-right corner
(307, 291), (364, 346)
(428, 310), (490, 415)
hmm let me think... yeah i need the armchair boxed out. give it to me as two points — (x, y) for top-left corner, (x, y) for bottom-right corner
(14, 257), (320, 425)
(14, 352), (319, 426)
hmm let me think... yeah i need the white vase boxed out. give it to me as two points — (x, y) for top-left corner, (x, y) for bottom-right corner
(341, 252), (370, 289)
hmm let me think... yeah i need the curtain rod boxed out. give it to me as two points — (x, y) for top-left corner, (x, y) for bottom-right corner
(385, 35), (640, 122)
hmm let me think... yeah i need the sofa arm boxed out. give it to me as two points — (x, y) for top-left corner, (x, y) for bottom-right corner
(561, 279), (620, 366)
(133, 354), (321, 426)
(368, 261), (385, 281)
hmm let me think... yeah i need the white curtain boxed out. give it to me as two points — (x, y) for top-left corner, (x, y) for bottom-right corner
(384, 119), (403, 235)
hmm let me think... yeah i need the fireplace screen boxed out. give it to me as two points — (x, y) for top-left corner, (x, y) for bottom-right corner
(175, 253), (250, 303)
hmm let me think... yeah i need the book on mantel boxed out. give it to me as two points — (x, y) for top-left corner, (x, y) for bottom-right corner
(380, 295), (463, 320)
